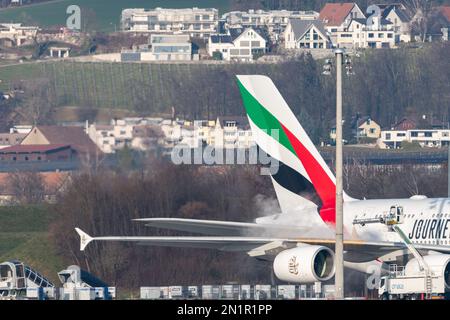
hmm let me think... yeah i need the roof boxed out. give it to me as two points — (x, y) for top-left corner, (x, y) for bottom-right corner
(210, 34), (232, 44)
(32, 126), (100, 154)
(289, 18), (328, 40)
(0, 144), (71, 154)
(355, 116), (378, 128)
(228, 27), (267, 42)
(319, 3), (356, 26)
(439, 6), (450, 23)
(381, 5), (411, 22)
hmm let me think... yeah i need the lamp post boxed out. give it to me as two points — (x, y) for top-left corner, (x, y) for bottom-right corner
(334, 48), (345, 299)
(322, 49), (352, 299)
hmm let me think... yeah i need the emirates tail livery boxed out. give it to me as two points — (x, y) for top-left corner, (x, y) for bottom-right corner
(76, 75), (450, 284)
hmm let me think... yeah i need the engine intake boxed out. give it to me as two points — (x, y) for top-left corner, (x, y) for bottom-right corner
(273, 245), (335, 283)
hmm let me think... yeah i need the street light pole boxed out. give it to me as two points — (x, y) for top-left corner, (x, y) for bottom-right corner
(334, 49), (344, 299)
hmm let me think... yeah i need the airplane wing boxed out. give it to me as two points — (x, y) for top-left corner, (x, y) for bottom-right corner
(133, 218), (308, 237)
(76, 228), (450, 262)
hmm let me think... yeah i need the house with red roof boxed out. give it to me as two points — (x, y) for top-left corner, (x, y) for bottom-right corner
(319, 2), (397, 48)
(319, 3), (365, 31)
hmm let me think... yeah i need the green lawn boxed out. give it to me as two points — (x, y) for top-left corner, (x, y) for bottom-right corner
(0, 205), (64, 284)
(0, 0), (231, 32)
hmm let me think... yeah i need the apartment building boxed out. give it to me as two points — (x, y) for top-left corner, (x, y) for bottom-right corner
(379, 129), (450, 149)
(121, 7), (218, 38)
(221, 9), (319, 38)
(335, 18), (395, 49)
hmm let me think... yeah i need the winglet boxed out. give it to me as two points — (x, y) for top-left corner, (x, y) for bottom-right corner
(75, 228), (94, 251)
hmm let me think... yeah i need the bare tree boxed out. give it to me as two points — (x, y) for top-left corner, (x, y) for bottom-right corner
(15, 78), (56, 125)
(8, 171), (45, 204)
(403, 0), (434, 42)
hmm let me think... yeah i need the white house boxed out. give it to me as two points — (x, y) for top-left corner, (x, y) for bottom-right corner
(121, 34), (197, 62)
(380, 4), (412, 43)
(284, 19), (330, 49)
(207, 27), (266, 61)
(335, 18), (396, 49)
(319, 2), (366, 45)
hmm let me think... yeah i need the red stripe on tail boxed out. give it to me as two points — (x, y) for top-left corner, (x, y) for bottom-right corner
(280, 123), (336, 224)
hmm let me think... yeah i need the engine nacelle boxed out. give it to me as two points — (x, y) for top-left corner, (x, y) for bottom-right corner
(405, 254), (450, 289)
(273, 245), (335, 283)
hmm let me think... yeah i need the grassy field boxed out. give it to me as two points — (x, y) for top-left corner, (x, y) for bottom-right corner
(0, 60), (246, 116)
(0, 0), (231, 32)
(0, 205), (64, 284)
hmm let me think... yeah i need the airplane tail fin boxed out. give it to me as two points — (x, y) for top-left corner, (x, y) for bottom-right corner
(236, 75), (354, 225)
(75, 228), (94, 251)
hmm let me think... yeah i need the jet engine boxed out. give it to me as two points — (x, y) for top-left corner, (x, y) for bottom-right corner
(273, 245), (335, 283)
(405, 254), (450, 289)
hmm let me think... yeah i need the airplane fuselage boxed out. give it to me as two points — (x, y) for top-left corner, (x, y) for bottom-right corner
(345, 197), (450, 245)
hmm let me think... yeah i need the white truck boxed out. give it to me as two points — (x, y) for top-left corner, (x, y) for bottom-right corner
(378, 263), (450, 300)
(354, 205), (450, 300)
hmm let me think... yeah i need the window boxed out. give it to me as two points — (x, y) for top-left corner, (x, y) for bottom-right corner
(230, 49), (239, 56)
(368, 33), (374, 38)
(313, 30), (318, 40)
(25, 156), (29, 161)
(379, 33), (384, 38)
(424, 132), (432, 137)
(251, 41), (260, 47)
(388, 33), (393, 38)
(195, 15), (201, 21)
(397, 133), (406, 137)
(202, 15), (210, 20)
(240, 41), (250, 47)
(370, 128), (375, 134)
(37, 156), (41, 161)
(193, 24), (201, 30)
(411, 132), (418, 137)
(386, 133), (391, 140)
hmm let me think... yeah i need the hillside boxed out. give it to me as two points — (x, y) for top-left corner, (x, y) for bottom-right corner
(0, 0), (231, 32)
(0, 205), (64, 284)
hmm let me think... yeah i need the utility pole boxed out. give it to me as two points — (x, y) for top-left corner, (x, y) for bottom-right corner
(334, 49), (344, 299)
(448, 145), (450, 198)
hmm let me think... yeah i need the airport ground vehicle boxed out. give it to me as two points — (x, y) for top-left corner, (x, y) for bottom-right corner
(378, 264), (449, 300)
(354, 206), (450, 300)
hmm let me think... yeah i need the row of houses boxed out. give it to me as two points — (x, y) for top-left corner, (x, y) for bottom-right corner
(329, 116), (450, 149)
(87, 116), (254, 154)
(120, 4), (450, 62)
